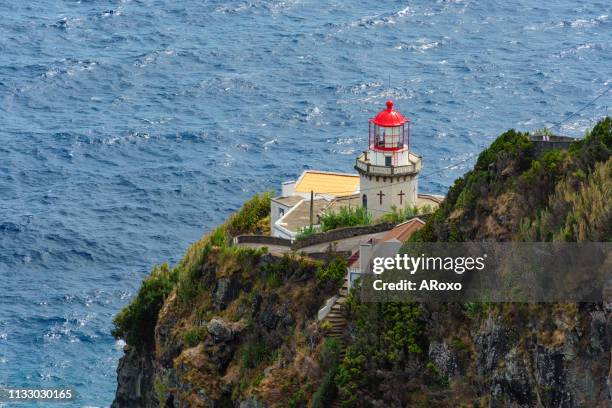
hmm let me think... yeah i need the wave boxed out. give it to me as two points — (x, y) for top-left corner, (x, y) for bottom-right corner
(559, 14), (608, 28)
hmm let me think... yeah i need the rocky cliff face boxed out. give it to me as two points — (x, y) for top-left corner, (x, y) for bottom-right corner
(112, 119), (611, 408)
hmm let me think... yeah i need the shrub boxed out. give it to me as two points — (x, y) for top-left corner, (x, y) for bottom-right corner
(522, 157), (612, 242)
(112, 263), (177, 348)
(335, 348), (367, 407)
(153, 375), (171, 406)
(209, 225), (229, 247)
(464, 302), (491, 318)
(335, 301), (424, 405)
(182, 326), (206, 347)
(451, 337), (469, 352)
(295, 225), (320, 241)
(319, 206), (371, 232)
(241, 340), (272, 369)
(381, 302), (424, 355)
(260, 253), (320, 286)
(379, 204), (419, 224)
(176, 243), (213, 305)
(312, 338), (342, 408)
(288, 389), (308, 408)
(316, 256), (347, 285)
(319, 320), (333, 331)
(312, 365), (338, 408)
(425, 361), (449, 388)
(474, 129), (533, 172)
(227, 192), (272, 236)
(319, 337), (342, 368)
(263, 268), (282, 288)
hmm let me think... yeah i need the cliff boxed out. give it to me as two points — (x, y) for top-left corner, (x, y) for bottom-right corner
(112, 119), (611, 408)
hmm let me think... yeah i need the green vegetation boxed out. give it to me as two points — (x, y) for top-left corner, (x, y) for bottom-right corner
(153, 374), (171, 406)
(532, 127), (555, 137)
(418, 118), (611, 243)
(296, 205), (378, 241)
(288, 389), (308, 408)
(295, 225), (320, 241)
(226, 192), (272, 236)
(112, 193), (272, 349)
(378, 203), (432, 224)
(463, 302), (491, 319)
(316, 256), (347, 285)
(335, 300), (424, 406)
(319, 206), (371, 232)
(521, 157), (611, 241)
(260, 253), (320, 287)
(313, 365), (339, 407)
(112, 119), (612, 406)
(379, 204), (418, 223)
(473, 129), (533, 172)
(296, 205), (376, 241)
(425, 361), (449, 388)
(312, 338), (342, 408)
(241, 340), (272, 369)
(262, 267), (282, 288)
(112, 263), (177, 348)
(182, 326), (206, 347)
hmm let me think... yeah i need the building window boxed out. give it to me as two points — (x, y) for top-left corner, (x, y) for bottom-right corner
(362, 194), (367, 209)
(279, 208), (285, 217)
(385, 156), (392, 167)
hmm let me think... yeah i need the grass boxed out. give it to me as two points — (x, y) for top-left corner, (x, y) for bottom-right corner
(241, 340), (272, 369)
(182, 326), (207, 347)
(316, 256), (347, 285)
(112, 263), (177, 348)
(319, 206), (371, 232)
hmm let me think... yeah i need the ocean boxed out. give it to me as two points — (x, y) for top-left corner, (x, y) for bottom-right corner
(0, 0), (610, 406)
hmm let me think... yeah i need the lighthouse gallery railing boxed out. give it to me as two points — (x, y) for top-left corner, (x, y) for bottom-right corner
(355, 153), (421, 176)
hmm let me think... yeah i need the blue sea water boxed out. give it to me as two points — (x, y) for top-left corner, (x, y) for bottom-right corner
(0, 0), (610, 406)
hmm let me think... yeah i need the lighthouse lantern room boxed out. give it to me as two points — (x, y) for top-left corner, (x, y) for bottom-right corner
(355, 100), (422, 217)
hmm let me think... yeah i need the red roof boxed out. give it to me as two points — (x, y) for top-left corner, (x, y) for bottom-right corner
(347, 250), (360, 267)
(381, 218), (425, 243)
(371, 100), (408, 127)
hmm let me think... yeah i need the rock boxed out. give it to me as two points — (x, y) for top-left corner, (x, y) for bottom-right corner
(533, 345), (571, 407)
(239, 397), (267, 408)
(474, 316), (516, 375)
(259, 303), (280, 330)
(195, 389), (213, 406)
(490, 348), (536, 407)
(207, 318), (233, 342)
(257, 253), (276, 268)
(251, 294), (262, 317)
(214, 277), (239, 310)
(428, 341), (459, 378)
(111, 345), (156, 408)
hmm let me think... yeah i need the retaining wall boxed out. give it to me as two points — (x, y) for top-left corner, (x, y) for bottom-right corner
(292, 223), (395, 250)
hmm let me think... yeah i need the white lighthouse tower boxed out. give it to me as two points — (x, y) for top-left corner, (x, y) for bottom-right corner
(355, 100), (422, 217)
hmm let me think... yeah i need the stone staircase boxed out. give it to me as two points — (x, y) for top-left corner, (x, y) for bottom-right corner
(324, 300), (347, 343)
(318, 278), (350, 408)
(320, 279), (349, 343)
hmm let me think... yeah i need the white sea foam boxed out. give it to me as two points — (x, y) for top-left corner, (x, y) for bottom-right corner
(263, 138), (278, 149)
(560, 14), (608, 28)
(305, 106), (322, 121)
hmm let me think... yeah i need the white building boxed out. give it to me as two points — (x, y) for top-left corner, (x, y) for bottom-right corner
(354, 100), (422, 217)
(270, 100), (443, 240)
(270, 170), (360, 239)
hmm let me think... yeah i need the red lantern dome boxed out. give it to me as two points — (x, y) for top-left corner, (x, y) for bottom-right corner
(368, 100), (410, 152)
(371, 100), (408, 127)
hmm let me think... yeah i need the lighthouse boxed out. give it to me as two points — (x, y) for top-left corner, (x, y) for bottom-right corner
(355, 100), (422, 217)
